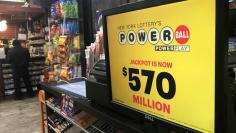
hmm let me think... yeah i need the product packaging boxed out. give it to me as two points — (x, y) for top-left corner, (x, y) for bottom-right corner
(58, 36), (68, 46)
(48, 71), (55, 82)
(72, 111), (97, 129)
(61, 95), (79, 117)
(60, 67), (70, 80)
(73, 35), (80, 49)
(229, 37), (236, 55)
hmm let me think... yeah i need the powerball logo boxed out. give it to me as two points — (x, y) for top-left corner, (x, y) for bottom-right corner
(118, 25), (190, 52)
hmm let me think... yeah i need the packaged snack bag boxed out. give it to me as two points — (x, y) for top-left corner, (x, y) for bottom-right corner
(58, 36), (68, 46)
(60, 67), (70, 80)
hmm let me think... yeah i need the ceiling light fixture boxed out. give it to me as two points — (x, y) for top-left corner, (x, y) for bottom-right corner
(0, 20), (8, 32)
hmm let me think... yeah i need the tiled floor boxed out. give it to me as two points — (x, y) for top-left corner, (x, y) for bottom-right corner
(0, 97), (40, 133)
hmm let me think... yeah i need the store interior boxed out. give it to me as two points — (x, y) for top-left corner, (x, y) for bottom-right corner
(0, 0), (235, 133)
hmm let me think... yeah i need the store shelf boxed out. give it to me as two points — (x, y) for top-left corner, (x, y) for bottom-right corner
(29, 43), (45, 46)
(4, 88), (14, 91)
(29, 62), (45, 66)
(2, 65), (11, 68)
(4, 81), (14, 85)
(46, 102), (120, 133)
(41, 80), (143, 133)
(2, 71), (13, 74)
(2, 68), (43, 73)
(3, 71), (42, 76)
(62, 33), (80, 36)
(228, 54), (236, 66)
(3, 76), (13, 79)
(30, 73), (43, 76)
(46, 102), (89, 133)
(4, 84), (39, 90)
(4, 86), (38, 95)
(0, 38), (45, 98)
(4, 82), (14, 85)
(30, 57), (46, 60)
(28, 35), (44, 40)
(228, 64), (236, 68)
(48, 123), (61, 133)
(29, 69), (44, 72)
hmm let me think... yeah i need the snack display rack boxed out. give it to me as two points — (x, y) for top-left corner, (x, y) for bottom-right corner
(28, 33), (46, 58)
(44, 0), (88, 82)
(41, 1), (98, 132)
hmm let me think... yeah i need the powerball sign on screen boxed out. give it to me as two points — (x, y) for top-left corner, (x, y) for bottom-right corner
(106, 0), (216, 132)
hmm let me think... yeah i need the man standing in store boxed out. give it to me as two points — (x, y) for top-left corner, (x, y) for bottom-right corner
(7, 40), (34, 100)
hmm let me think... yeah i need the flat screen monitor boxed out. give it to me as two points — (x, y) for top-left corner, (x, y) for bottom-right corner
(103, 0), (227, 133)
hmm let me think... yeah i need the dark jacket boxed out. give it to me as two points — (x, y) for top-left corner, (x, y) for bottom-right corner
(6, 45), (30, 69)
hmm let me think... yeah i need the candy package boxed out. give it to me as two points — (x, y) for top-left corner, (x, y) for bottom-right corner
(50, 25), (57, 36)
(48, 71), (55, 82)
(51, 0), (57, 17)
(55, 0), (62, 17)
(58, 36), (68, 46)
(54, 64), (61, 81)
(73, 35), (80, 49)
(47, 50), (54, 63)
(58, 52), (69, 64)
(58, 45), (68, 53)
(52, 35), (59, 48)
(63, 20), (79, 34)
(95, 31), (104, 62)
(60, 67), (70, 80)
(61, 0), (79, 18)
(69, 53), (80, 64)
